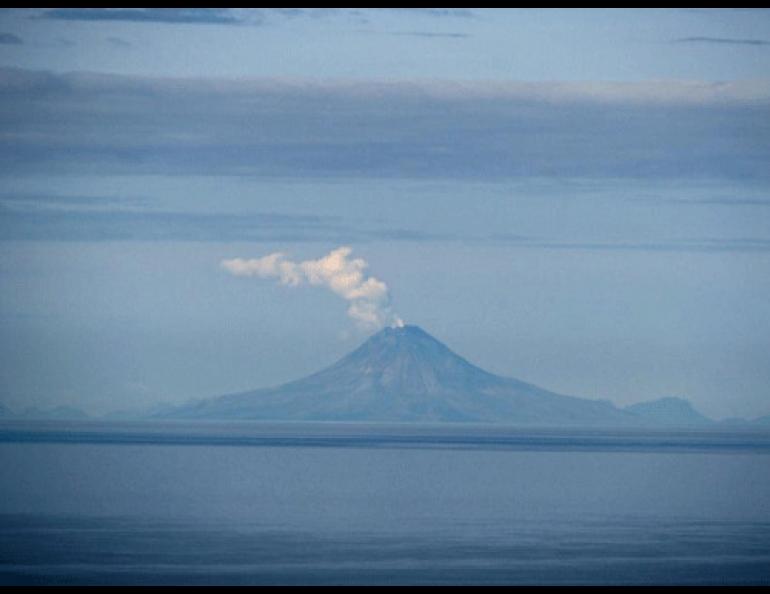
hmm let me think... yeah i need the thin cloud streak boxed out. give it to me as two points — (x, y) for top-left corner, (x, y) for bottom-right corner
(0, 203), (442, 243)
(489, 234), (770, 253)
(105, 36), (132, 49)
(1, 201), (768, 253)
(674, 36), (770, 47)
(385, 31), (470, 39)
(37, 8), (368, 27)
(0, 33), (23, 45)
(39, 8), (245, 26)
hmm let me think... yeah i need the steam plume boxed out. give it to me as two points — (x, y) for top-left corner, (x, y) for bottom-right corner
(221, 246), (403, 332)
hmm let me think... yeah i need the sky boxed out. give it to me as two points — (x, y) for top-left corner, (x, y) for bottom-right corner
(0, 8), (769, 419)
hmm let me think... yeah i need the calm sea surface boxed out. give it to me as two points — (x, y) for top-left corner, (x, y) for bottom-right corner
(1, 421), (769, 585)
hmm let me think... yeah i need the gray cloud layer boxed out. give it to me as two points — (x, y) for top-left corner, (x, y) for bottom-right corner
(1, 68), (769, 180)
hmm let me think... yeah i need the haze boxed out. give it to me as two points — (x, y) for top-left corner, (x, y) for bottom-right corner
(0, 8), (769, 420)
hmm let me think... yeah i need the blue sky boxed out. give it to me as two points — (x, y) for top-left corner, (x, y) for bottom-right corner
(0, 8), (769, 419)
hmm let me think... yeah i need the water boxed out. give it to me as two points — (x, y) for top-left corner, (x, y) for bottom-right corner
(1, 421), (769, 585)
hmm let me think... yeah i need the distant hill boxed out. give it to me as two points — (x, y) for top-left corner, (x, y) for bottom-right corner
(0, 327), (736, 427)
(102, 402), (179, 421)
(0, 404), (90, 421)
(161, 325), (647, 426)
(624, 397), (712, 427)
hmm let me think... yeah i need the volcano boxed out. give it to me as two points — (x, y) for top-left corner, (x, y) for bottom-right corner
(162, 324), (653, 425)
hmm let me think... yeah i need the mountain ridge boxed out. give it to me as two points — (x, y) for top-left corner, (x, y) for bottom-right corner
(160, 324), (710, 426)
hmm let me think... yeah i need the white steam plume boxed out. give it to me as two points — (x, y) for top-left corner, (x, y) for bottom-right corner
(221, 246), (403, 332)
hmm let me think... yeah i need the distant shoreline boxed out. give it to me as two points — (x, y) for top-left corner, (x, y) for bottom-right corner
(2, 420), (769, 454)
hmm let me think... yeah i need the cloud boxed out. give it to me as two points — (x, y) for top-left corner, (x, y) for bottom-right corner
(0, 200), (329, 242)
(0, 198), (444, 243)
(389, 31), (469, 39)
(648, 196), (770, 207)
(689, 198), (770, 206)
(674, 36), (770, 47)
(489, 234), (770, 253)
(222, 247), (402, 331)
(36, 8), (366, 27)
(105, 36), (132, 49)
(2, 192), (768, 253)
(386, 8), (475, 18)
(39, 8), (245, 26)
(268, 8), (364, 20)
(1, 68), (769, 180)
(0, 192), (147, 209)
(4, 192), (768, 253)
(0, 32), (22, 45)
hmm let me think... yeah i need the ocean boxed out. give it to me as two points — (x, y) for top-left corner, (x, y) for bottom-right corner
(1, 421), (769, 585)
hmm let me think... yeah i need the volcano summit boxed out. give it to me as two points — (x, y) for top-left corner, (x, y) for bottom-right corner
(162, 325), (706, 426)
